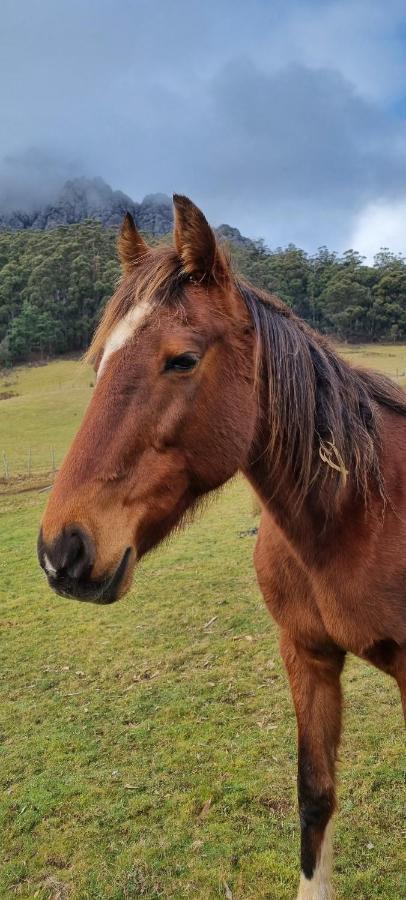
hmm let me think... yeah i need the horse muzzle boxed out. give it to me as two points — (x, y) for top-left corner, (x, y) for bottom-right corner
(37, 525), (132, 604)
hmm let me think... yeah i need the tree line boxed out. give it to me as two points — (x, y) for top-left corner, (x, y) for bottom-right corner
(1, 220), (406, 366)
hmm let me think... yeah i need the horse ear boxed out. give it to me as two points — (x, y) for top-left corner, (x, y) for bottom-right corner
(173, 194), (228, 282)
(118, 212), (149, 274)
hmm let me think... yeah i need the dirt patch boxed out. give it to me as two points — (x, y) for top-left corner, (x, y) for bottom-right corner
(40, 877), (71, 899)
(258, 795), (293, 816)
(0, 471), (55, 495)
(0, 391), (18, 400)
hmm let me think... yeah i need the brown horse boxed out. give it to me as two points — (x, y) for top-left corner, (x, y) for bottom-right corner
(38, 196), (406, 899)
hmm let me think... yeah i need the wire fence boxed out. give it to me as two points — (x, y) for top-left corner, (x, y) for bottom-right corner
(1, 364), (406, 488)
(1, 446), (58, 485)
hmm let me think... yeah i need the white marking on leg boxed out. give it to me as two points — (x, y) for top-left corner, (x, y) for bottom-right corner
(43, 553), (57, 576)
(98, 300), (151, 379)
(296, 820), (334, 900)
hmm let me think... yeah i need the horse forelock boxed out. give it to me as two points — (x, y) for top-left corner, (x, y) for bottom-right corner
(97, 301), (152, 379)
(85, 247), (185, 368)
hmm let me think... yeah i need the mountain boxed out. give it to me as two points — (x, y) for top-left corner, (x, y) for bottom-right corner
(0, 177), (173, 234)
(0, 176), (251, 245)
(215, 222), (253, 248)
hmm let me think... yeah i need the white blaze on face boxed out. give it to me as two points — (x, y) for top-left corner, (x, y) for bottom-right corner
(296, 821), (334, 900)
(97, 300), (151, 379)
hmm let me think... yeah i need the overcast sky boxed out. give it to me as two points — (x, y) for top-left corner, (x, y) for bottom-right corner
(2, 0), (406, 257)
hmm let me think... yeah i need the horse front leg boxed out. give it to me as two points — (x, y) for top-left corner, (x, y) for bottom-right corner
(280, 632), (345, 900)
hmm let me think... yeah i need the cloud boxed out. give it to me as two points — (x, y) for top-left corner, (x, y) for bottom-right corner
(1, 0), (406, 250)
(260, 0), (406, 103)
(349, 198), (406, 262)
(119, 59), (406, 250)
(0, 149), (82, 212)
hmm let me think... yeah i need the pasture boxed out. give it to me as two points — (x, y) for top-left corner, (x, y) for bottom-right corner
(0, 349), (405, 899)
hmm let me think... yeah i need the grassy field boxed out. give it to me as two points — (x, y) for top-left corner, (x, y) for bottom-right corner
(1, 343), (406, 481)
(0, 360), (92, 479)
(0, 350), (405, 899)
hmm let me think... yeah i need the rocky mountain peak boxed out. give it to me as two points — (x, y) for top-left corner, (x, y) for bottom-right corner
(0, 177), (251, 245)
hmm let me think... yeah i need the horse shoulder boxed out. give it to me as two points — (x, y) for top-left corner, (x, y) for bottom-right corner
(253, 513), (330, 647)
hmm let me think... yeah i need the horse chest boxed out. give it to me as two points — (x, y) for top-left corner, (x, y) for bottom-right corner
(253, 519), (391, 653)
(254, 525), (331, 645)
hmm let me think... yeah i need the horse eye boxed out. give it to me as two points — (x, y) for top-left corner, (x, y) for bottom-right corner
(164, 353), (199, 373)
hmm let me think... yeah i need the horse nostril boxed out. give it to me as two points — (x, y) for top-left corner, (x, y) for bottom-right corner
(39, 526), (95, 581)
(62, 528), (92, 580)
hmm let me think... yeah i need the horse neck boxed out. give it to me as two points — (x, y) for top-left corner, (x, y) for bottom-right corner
(242, 443), (320, 558)
(241, 393), (353, 564)
(235, 287), (389, 560)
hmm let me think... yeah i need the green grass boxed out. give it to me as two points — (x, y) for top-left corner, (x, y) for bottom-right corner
(339, 343), (406, 381)
(0, 360), (92, 477)
(0, 354), (405, 899)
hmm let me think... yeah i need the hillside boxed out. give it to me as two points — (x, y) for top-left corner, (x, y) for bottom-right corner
(0, 216), (406, 365)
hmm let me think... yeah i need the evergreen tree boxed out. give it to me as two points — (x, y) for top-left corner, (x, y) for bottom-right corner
(1, 221), (406, 365)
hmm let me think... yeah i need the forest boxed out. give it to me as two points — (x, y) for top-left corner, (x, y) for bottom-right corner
(1, 220), (406, 365)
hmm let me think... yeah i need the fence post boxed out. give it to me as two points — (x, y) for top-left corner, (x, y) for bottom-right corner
(2, 451), (9, 480)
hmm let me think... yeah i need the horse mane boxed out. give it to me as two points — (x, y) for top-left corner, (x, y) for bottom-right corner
(238, 277), (406, 510)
